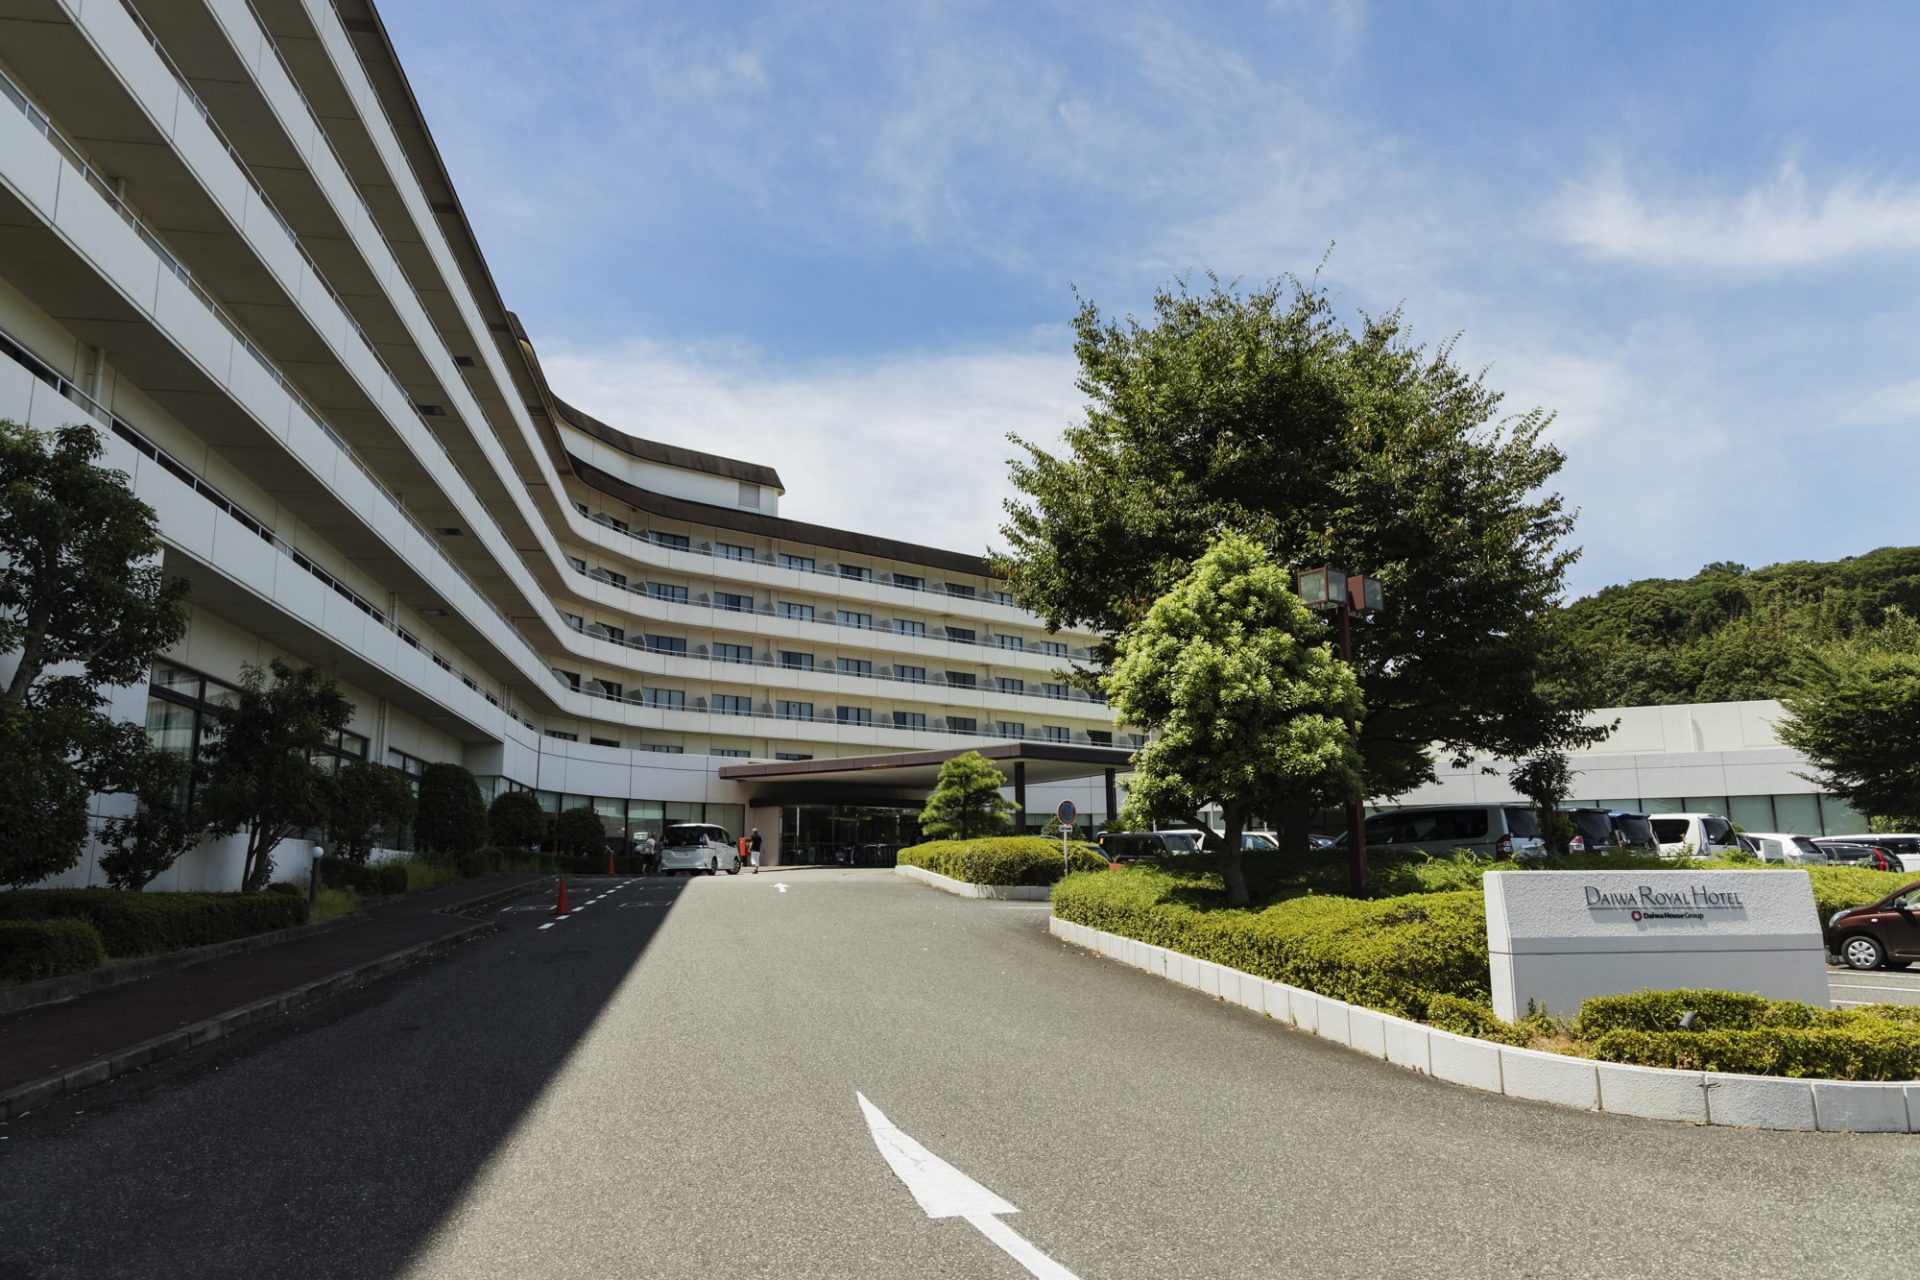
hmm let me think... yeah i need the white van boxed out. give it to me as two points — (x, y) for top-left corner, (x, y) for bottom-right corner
(659, 823), (741, 875)
(1647, 813), (1742, 858)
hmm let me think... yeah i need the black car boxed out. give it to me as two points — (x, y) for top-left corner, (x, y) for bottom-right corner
(1097, 832), (1175, 863)
(1564, 808), (1657, 853)
(1814, 839), (1903, 872)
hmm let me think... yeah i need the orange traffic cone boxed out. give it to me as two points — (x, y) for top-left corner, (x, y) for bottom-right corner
(554, 876), (571, 917)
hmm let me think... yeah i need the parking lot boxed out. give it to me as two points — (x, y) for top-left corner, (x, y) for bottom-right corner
(1828, 963), (1920, 1007)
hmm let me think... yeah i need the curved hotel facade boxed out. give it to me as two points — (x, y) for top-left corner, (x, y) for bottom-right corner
(0, 0), (1127, 885)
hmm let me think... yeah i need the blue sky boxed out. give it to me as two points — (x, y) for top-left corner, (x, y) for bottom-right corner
(382, 0), (1920, 598)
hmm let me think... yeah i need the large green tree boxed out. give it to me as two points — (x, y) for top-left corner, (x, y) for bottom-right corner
(199, 659), (354, 890)
(555, 805), (607, 857)
(1780, 621), (1920, 824)
(488, 789), (545, 852)
(1104, 531), (1364, 907)
(0, 419), (189, 886)
(414, 763), (489, 862)
(919, 751), (1016, 840)
(998, 279), (1604, 843)
(97, 745), (205, 891)
(326, 759), (418, 865)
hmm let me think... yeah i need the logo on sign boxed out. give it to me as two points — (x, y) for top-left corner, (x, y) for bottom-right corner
(1586, 883), (1745, 923)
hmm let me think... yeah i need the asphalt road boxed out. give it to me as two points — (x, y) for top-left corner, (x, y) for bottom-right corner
(1829, 963), (1920, 1006)
(5, 870), (1920, 1280)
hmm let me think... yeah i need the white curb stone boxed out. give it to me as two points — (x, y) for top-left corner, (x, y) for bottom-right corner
(1596, 1061), (1710, 1124)
(1382, 1015), (1432, 1073)
(1292, 990), (1322, 1036)
(1429, 1030), (1504, 1092)
(1347, 1007), (1389, 1059)
(1198, 960), (1223, 999)
(1262, 979), (1292, 1024)
(1315, 997), (1351, 1047)
(1705, 1074), (1817, 1131)
(1811, 1082), (1910, 1133)
(1499, 1047), (1599, 1111)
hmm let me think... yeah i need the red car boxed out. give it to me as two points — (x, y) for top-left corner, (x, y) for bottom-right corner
(1826, 880), (1920, 970)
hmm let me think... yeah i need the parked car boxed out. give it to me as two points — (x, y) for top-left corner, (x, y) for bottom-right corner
(1333, 804), (1547, 859)
(1563, 807), (1658, 853)
(1740, 832), (1830, 865)
(1647, 813), (1742, 858)
(1098, 832), (1174, 863)
(658, 823), (740, 875)
(1820, 834), (1920, 873)
(1149, 828), (1207, 853)
(1825, 879), (1920, 970)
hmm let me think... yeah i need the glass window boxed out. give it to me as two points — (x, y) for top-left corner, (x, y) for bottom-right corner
(944, 626), (975, 643)
(1087, 730), (1112, 746)
(775, 752), (812, 761)
(894, 619), (926, 637)
(837, 610), (872, 629)
(778, 651), (814, 671)
(996, 677), (1024, 694)
(596, 679), (623, 699)
(717, 542), (755, 562)
(644, 634), (687, 655)
(715, 591), (752, 613)
(946, 671), (976, 688)
(1042, 682), (1068, 700)
(639, 744), (685, 754)
(650, 531), (690, 550)
(838, 658), (872, 677)
(1649, 818), (1691, 845)
(1040, 640), (1068, 658)
(777, 700), (814, 720)
(1773, 793), (1822, 835)
(894, 664), (926, 683)
(997, 634), (1024, 651)
(648, 582), (688, 603)
(948, 716), (977, 733)
(996, 721), (1025, 738)
(992, 591), (1015, 606)
(546, 730), (577, 741)
(836, 706), (872, 725)
(563, 612), (584, 631)
(738, 482), (761, 508)
(839, 565), (871, 581)
(946, 583), (976, 599)
(645, 688), (685, 709)
(893, 711), (927, 729)
(714, 694), (752, 715)
(713, 748), (750, 758)
(715, 642), (753, 665)
(1701, 817), (1738, 848)
(1506, 808), (1545, 840)
(567, 555), (587, 573)
(1044, 726), (1069, 743)
(780, 601), (815, 621)
(145, 698), (196, 755)
(590, 737), (619, 748)
(893, 573), (925, 590)
(779, 553), (815, 572)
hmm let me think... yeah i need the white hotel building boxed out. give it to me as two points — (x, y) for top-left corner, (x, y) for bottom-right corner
(0, 2), (1865, 889)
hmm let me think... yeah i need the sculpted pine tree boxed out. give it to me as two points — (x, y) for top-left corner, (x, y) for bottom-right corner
(1103, 532), (1364, 907)
(919, 751), (1016, 840)
(999, 279), (1605, 849)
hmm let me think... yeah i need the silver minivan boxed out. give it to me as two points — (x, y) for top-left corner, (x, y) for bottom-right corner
(1340, 804), (1547, 858)
(659, 823), (741, 875)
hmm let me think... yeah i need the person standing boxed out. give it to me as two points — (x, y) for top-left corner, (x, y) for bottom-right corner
(749, 828), (763, 874)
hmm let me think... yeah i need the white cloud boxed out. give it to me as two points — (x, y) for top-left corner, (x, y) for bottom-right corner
(1847, 377), (1920, 423)
(1558, 159), (1920, 269)
(540, 337), (1083, 557)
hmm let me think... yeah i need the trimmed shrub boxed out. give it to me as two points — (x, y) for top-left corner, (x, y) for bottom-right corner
(0, 918), (107, 982)
(0, 889), (308, 957)
(1574, 989), (1823, 1037)
(456, 848), (497, 879)
(1801, 865), (1911, 920)
(371, 862), (409, 896)
(1589, 1023), (1920, 1081)
(265, 881), (304, 897)
(899, 837), (1107, 886)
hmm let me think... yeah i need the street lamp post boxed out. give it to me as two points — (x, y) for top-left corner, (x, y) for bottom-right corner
(1298, 568), (1383, 896)
(308, 843), (325, 907)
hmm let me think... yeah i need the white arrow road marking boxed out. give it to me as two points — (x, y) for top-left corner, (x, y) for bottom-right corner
(856, 1093), (1079, 1280)
(773, 882), (790, 893)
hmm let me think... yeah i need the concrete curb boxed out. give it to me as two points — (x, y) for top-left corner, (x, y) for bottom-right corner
(894, 863), (1053, 901)
(0, 878), (550, 1123)
(1048, 914), (1920, 1134)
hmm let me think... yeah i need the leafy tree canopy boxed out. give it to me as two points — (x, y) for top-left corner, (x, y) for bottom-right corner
(327, 759), (418, 865)
(556, 805), (608, 857)
(919, 751), (1016, 840)
(1104, 531), (1364, 905)
(414, 763), (489, 863)
(98, 745), (205, 891)
(488, 790), (545, 851)
(1779, 616), (1920, 824)
(998, 277), (1602, 806)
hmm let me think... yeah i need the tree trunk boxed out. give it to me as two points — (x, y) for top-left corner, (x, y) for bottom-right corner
(1274, 797), (1313, 858)
(1219, 806), (1250, 909)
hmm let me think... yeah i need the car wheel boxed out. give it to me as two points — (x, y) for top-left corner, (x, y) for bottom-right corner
(1842, 934), (1885, 971)
(726, 862), (741, 875)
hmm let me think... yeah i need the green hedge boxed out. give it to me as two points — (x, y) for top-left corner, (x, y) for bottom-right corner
(899, 837), (1108, 886)
(0, 889), (308, 957)
(0, 918), (107, 982)
(1051, 862), (1489, 1018)
(1589, 1024), (1920, 1081)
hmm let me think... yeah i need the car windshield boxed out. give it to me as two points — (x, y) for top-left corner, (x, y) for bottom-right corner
(1504, 808), (1541, 839)
(1242, 833), (1277, 851)
(1791, 837), (1827, 861)
(1650, 819), (1690, 843)
(1614, 815), (1656, 845)
(1567, 811), (1613, 846)
(1157, 833), (1201, 852)
(664, 826), (720, 845)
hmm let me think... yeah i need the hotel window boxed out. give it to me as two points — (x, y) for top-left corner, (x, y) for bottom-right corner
(595, 568), (628, 589)
(944, 626), (976, 644)
(776, 700), (814, 721)
(894, 664), (926, 683)
(946, 671), (976, 688)
(605, 515), (630, 534)
(893, 711), (927, 730)
(557, 669), (582, 690)
(995, 677), (1025, 694)
(996, 634), (1024, 651)
(992, 590), (1015, 606)
(836, 706), (872, 726)
(893, 619), (926, 637)
(1042, 682), (1069, 700)
(780, 553), (815, 572)
(563, 612), (585, 631)
(645, 634), (687, 655)
(596, 680), (624, 700)
(715, 591), (752, 613)
(774, 752), (812, 761)
(1044, 725), (1070, 743)
(387, 748), (427, 777)
(780, 601), (814, 621)
(639, 743), (685, 754)
(717, 542), (755, 562)
(650, 531), (691, 550)
(715, 642), (753, 665)
(714, 694), (752, 716)
(546, 730), (578, 742)
(713, 748), (750, 758)
(778, 651), (814, 671)
(948, 715), (977, 733)
(567, 555), (587, 573)
(590, 736), (620, 748)
(1087, 730), (1113, 746)
(995, 721), (1026, 739)
(893, 573), (925, 590)
(836, 610), (872, 630)
(644, 688), (685, 709)
(647, 582), (688, 603)
(1040, 640), (1068, 658)
(738, 482), (761, 509)
(838, 658), (872, 677)
(839, 564), (871, 581)
(946, 583), (976, 599)
(1127, 733), (1148, 748)
(599, 624), (626, 643)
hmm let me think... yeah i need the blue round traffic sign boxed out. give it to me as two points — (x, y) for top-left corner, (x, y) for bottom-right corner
(1056, 799), (1077, 823)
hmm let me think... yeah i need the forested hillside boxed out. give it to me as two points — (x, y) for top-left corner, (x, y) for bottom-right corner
(1557, 547), (1920, 706)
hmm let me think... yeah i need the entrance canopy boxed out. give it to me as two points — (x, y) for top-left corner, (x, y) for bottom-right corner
(716, 742), (1133, 793)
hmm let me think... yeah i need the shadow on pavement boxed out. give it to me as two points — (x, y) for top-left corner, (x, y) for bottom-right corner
(0, 874), (692, 1280)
